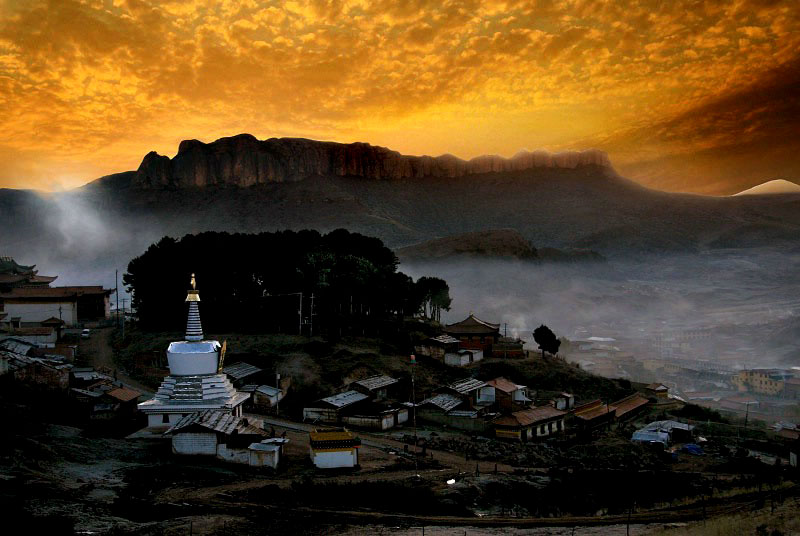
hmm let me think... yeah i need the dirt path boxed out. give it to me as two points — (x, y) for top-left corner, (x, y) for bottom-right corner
(78, 327), (155, 396)
(257, 415), (517, 474)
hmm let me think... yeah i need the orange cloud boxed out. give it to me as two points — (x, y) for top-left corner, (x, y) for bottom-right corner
(0, 0), (797, 193)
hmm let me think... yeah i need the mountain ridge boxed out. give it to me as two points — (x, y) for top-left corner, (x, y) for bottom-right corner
(132, 134), (614, 189)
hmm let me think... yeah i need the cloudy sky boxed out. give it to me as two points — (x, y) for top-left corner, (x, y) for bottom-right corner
(1, 0), (798, 193)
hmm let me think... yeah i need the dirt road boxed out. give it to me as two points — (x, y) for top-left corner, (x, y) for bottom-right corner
(78, 326), (155, 396)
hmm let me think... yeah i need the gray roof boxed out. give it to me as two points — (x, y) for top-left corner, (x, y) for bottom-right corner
(0, 338), (35, 355)
(448, 378), (487, 394)
(166, 409), (262, 436)
(429, 335), (460, 345)
(632, 430), (669, 445)
(641, 420), (694, 433)
(420, 393), (463, 412)
(354, 375), (398, 391)
(256, 385), (281, 396)
(222, 362), (262, 380)
(317, 390), (370, 408)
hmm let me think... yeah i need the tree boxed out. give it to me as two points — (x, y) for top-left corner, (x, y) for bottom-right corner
(415, 276), (451, 322)
(533, 324), (561, 358)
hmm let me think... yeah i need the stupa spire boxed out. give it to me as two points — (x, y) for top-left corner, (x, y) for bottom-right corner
(185, 273), (203, 341)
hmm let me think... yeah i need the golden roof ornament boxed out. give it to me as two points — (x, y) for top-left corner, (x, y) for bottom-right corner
(186, 273), (201, 302)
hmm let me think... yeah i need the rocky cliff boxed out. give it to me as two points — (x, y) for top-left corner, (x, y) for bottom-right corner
(133, 134), (613, 188)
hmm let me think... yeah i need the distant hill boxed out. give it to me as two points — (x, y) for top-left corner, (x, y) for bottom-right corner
(396, 229), (604, 263)
(2, 135), (800, 281)
(734, 179), (800, 196)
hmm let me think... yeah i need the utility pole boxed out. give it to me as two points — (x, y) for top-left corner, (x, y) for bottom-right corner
(298, 292), (303, 336)
(58, 305), (62, 322)
(411, 354), (418, 476)
(121, 298), (127, 339)
(309, 293), (315, 337)
(275, 372), (281, 417)
(115, 269), (120, 328)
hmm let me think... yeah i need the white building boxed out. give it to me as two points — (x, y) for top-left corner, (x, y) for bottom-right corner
(137, 275), (249, 427)
(309, 428), (361, 469)
(444, 348), (483, 367)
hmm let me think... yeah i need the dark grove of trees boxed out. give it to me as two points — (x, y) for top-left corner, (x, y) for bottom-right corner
(124, 230), (450, 337)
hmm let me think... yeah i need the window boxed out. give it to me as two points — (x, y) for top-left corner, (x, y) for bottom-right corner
(539, 425), (545, 434)
(162, 414), (169, 424)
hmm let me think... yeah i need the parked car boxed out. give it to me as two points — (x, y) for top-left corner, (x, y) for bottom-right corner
(81, 329), (91, 339)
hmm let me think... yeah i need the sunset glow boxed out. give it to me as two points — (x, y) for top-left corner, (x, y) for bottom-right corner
(1, 0), (798, 193)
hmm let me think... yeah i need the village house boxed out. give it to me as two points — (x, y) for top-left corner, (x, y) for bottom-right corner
(252, 384), (285, 413)
(341, 402), (409, 431)
(0, 286), (115, 329)
(444, 348), (483, 367)
(415, 393), (488, 432)
(492, 336), (527, 358)
(645, 383), (670, 399)
(443, 314), (500, 356)
(732, 369), (795, 396)
(303, 390), (370, 424)
(349, 375), (399, 400)
(0, 347), (72, 391)
(435, 378), (495, 409)
(612, 393), (651, 423)
(572, 399), (616, 434)
(70, 381), (141, 422)
(165, 410), (284, 468)
(631, 429), (669, 448)
(639, 420), (694, 444)
(493, 405), (566, 441)
(222, 361), (266, 388)
(551, 392), (575, 411)
(414, 335), (460, 361)
(784, 378), (800, 400)
(486, 377), (531, 412)
(309, 428), (361, 469)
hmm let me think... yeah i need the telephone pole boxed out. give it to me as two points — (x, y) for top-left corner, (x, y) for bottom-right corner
(115, 269), (120, 328)
(121, 298), (127, 339)
(309, 293), (315, 337)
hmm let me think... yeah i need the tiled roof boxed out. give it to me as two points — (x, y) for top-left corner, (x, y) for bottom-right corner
(445, 314), (500, 334)
(353, 375), (398, 391)
(448, 377), (487, 394)
(310, 428), (356, 442)
(166, 409), (263, 436)
(222, 361), (262, 380)
(574, 399), (616, 420)
(317, 390), (369, 408)
(487, 377), (520, 393)
(419, 393), (463, 412)
(0, 286), (114, 299)
(107, 386), (141, 402)
(646, 383), (668, 391)
(612, 393), (650, 418)
(494, 406), (565, 427)
(428, 335), (460, 345)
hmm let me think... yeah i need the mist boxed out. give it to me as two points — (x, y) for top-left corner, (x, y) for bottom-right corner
(401, 250), (800, 370)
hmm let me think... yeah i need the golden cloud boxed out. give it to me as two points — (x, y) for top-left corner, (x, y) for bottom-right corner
(0, 0), (797, 193)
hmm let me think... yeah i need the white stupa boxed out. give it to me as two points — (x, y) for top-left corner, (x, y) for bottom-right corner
(138, 274), (249, 428)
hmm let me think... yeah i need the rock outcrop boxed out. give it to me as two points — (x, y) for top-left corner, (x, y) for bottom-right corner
(133, 134), (613, 188)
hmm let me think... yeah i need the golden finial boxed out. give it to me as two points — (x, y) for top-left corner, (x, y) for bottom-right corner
(186, 272), (200, 302)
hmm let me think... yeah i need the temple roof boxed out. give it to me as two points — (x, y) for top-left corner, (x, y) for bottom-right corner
(0, 256), (36, 275)
(444, 314), (500, 335)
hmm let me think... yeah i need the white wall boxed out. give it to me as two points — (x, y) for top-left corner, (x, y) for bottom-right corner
(172, 432), (217, 455)
(147, 412), (186, 427)
(3, 301), (77, 325)
(217, 443), (250, 464)
(249, 448), (279, 469)
(311, 449), (357, 468)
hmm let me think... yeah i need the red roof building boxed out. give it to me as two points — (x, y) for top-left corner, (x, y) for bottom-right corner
(444, 314), (501, 355)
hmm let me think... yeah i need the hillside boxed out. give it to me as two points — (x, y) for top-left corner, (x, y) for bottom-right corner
(2, 135), (800, 285)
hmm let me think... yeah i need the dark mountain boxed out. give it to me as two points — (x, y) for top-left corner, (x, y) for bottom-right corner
(2, 135), (800, 283)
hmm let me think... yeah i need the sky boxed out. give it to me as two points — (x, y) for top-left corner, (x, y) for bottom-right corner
(0, 0), (798, 194)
